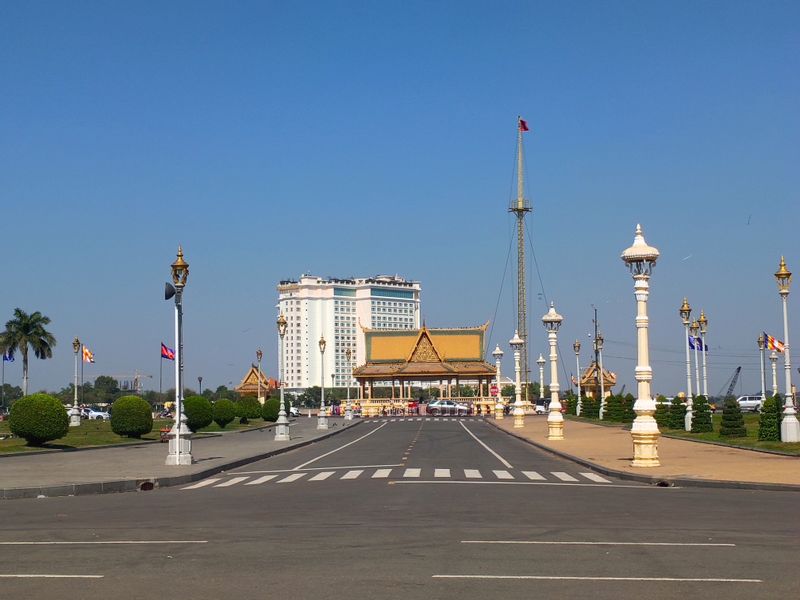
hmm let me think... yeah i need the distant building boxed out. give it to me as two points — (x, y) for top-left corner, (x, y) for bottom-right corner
(276, 274), (421, 392)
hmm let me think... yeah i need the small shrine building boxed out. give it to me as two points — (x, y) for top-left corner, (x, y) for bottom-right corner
(235, 365), (278, 401)
(576, 362), (617, 399)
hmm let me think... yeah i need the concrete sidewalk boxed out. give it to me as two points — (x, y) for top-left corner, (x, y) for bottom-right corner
(492, 416), (800, 491)
(1, 418), (358, 500)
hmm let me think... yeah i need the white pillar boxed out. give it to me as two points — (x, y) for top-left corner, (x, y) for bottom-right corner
(546, 327), (563, 440)
(511, 332), (524, 428)
(575, 351), (582, 416)
(779, 293), (800, 441)
(700, 332), (708, 397)
(275, 329), (290, 441)
(683, 321), (693, 431)
(770, 352), (779, 396)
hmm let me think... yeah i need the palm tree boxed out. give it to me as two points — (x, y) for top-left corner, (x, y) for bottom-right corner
(0, 308), (56, 396)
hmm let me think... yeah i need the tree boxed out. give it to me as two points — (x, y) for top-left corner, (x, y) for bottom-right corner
(0, 308), (56, 396)
(668, 397), (686, 429)
(213, 399), (236, 428)
(720, 396), (746, 437)
(93, 375), (120, 404)
(758, 395), (781, 441)
(690, 395), (713, 433)
(9, 393), (69, 445)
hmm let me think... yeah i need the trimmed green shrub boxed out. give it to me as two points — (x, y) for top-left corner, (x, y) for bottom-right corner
(581, 395), (600, 419)
(603, 394), (621, 421)
(773, 393), (784, 424)
(183, 395), (213, 432)
(668, 397), (686, 429)
(691, 395), (713, 433)
(758, 396), (780, 441)
(654, 395), (670, 429)
(262, 398), (280, 422)
(236, 396), (262, 420)
(110, 395), (153, 438)
(720, 397), (746, 437)
(9, 393), (69, 446)
(212, 399), (236, 429)
(564, 393), (578, 416)
(622, 393), (636, 423)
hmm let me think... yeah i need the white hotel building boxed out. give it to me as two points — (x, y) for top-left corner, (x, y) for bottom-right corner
(276, 274), (421, 391)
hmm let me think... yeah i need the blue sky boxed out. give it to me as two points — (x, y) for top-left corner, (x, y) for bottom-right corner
(1, 1), (798, 397)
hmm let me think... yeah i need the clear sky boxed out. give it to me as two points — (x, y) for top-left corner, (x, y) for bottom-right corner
(2, 1), (798, 397)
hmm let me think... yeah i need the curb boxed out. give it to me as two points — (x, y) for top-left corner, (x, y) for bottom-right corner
(486, 419), (800, 493)
(1, 420), (361, 501)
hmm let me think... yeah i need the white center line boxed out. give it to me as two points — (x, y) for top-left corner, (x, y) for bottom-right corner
(0, 574), (105, 579)
(551, 472), (579, 482)
(294, 422), (389, 470)
(459, 421), (513, 468)
(308, 472), (334, 481)
(461, 541), (737, 547)
(434, 468), (451, 478)
(372, 469), (392, 478)
(244, 475), (279, 485)
(0, 541), (207, 545)
(277, 473), (306, 483)
(214, 477), (249, 488)
(181, 478), (221, 490)
(432, 575), (760, 583)
(341, 470), (364, 480)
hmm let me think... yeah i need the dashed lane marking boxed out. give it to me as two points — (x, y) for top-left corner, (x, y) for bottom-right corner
(214, 477), (249, 488)
(434, 469), (451, 478)
(244, 475), (279, 485)
(403, 468), (421, 478)
(308, 472), (334, 481)
(493, 470), (514, 480)
(464, 469), (482, 479)
(372, 469), (392, 478)
(277, 473), (306, 483)
(552, 472), (579, 482)
(341, 470), (364, 480)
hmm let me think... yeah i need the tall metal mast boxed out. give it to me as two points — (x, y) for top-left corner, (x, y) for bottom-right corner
(509, 117), (532, 400)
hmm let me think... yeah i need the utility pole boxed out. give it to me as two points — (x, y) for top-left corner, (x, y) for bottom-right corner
(509, 117), (532, 403)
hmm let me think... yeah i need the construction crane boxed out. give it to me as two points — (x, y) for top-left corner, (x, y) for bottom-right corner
(105, 372), (153, 394)
(715, 367), (742, 400)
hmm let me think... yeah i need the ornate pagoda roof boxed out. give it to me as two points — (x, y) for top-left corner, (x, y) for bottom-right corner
(235, 365), (278, 396)
(577, 362), (617, 388)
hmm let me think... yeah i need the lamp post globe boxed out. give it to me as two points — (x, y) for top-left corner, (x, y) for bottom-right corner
(510, 331), (525, 428)
(542, 302), (564, 440)
(621, 224), (660, 467)
(318, 336), (328, 430)
(274, 314), (290, 441)
(69, 337), (82, 427)
(492, 344), (505, 419)
(573, 340), (582, 416)
(775, 257), (800, 441)
(166, 246), (192, 466)
(344, 347), (353, 421)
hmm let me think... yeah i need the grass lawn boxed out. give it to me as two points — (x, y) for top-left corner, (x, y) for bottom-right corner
(0, 416), (272, 453)
(662, 413), (800, 455)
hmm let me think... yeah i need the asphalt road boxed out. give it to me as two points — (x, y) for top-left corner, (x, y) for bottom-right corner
(3, 416), (799, 599)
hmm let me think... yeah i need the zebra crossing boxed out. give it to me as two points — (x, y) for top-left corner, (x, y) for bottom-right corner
(363, 417), (483, 423)
(181, 467), (614, 490)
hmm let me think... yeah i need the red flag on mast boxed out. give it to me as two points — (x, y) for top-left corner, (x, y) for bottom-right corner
(518, 118), (529, 132)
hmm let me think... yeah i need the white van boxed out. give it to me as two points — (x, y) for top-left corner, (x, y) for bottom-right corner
(735, 395), (762, 412)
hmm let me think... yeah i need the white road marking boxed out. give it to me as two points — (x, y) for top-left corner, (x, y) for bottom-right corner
(390, 418), (397, 422)
(434, 469), (451, 478)
(552, 472), (579, 482)
(0, 574), (104, 579)
(417, 418), (422, 421)
(459, 421), (513, 468)
(522, 471), (545, 481)
(293, 422), (388, 469)
(372, 469), (392, 478)
(214, 477), (249, 488)
(308, 472), (334, 481)
(244, 475), (279, 486)
(461, 541), (737, 547)
(403, 468), (421, 478)
(0, 541), (207, 545)
(493, 470), (514, 480)
(181, 479), (221, 490)
(277, 473), (306, 483)
(580, 472), (611, 483)
(434, 418), (440, 421)
(341, 470), (363, 480)
(394, 481), (655, 489)
(464, 469), (482, 479)
(233, 463), (402, 475)
(432, 575), (761, 583)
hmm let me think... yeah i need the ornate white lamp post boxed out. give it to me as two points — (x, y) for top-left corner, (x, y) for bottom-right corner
(596, 333), (606, 419)
(621, 224), (660, 467)
(165, 246), (192, 466)
(542, 303), (564, 439)
(318, 336), (328, 430)
(573, 340), (582, 416)
(690, 319), (701, 398)
(775, 257), (800, 442)
(698, 310), (709, 397)
(70, 337), (82, 427)
(492, 345), (505, 419)
(770, 350), (779, 396)
(536, 354), (545, 408)
(256, 348), (264, 403)
(679, 297), (693, 430)
(758, 334), (767, 403)
(344, 347), (353, 421)
(275, 314), (290, 441)
(510, 331), (525, 428)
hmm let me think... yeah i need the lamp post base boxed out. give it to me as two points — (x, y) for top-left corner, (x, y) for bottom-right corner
(684, 406), (693, 432)
(513, 408), (524, 428)
(495, 403), (504, 420)
(630, 416), (660, 467)
(780, 412), (800, 442)
(274, 413), (290, 441)
(69, 407), (81, 427)
(317, 409), (329, 430)
(547, 415), (564, 440)
(165, 419), (193, 466)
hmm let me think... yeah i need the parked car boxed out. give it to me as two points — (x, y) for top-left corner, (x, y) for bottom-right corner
(427, 400), (469, 416)
(735, 395), (763, 413)
(82, 408), (110, 420)
(289, 406), (301, 417)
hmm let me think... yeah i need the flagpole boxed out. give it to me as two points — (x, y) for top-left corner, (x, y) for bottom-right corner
(1, 357), (5, 410)
(159, 355), (163, 398)
(80, 344), (84, 404)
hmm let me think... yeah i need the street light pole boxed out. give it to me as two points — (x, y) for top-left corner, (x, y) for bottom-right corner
(597, 333), (606, 419)
(510, 331), (524, 428)
(758, 334), (767, 403)
(690, 319), (701, 398)
(542, 302), (564, 440)
(698, 310), (709, 397)
(492, 345), (504, 420)
(621, 224), (661, 467)
(775, 257), (800, 442)
(573, 340), (582, 416)
(770, 351), (779, 396)
(536, 354), (545, 410)
(70, 337), (81, 427)
(679, 298), (693, 431)
(165, 246), (192, 466)
(318, 336), (328, 430)
(256, 349), (263, 403)
(198, 376), (203, 395)
(344, 347), (353, 421)
(275, 315), (290, 441)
